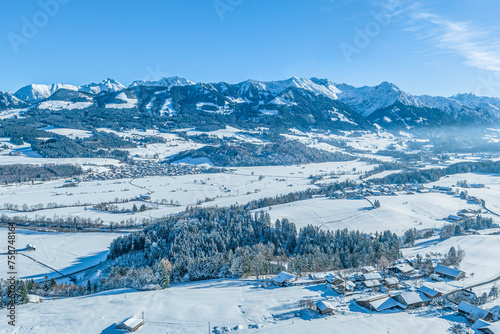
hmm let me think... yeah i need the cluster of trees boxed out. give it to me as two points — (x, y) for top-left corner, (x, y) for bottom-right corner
(169, 137), (354, 167)
(412, 246), (466, 275)
(440, 216), (494, 239)
(0, 279), (29, 308)
(0, 164), (82, 184)
(374, 160), (500, 185)
(401, 228), (434, 247)
(0, 213), (152, 232)
(107, 206), (400, 286)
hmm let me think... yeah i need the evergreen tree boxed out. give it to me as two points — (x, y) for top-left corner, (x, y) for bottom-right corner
(43, 274), (49, 291)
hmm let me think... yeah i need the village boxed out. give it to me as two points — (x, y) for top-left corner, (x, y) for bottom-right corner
(261, 256), (500, 334)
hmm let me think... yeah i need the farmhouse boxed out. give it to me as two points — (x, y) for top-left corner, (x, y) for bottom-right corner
(356, 294), (406, 312)
(394, 292), (431, 309)
(388, 263), (414, 275)
(272, 272), (296, 286)
(362, 266), (376, 273)
(362, 272), (383, 281)
(433, 265), (465, 280)
(324, 273), (344, 285)
(476, 321), (500, 334)
(457, 301), (494, 322)
(417, 286), (442, 299)
(315, 300), (335, 315)
(331, 280), (356, 294)
(362, 279), (381, 290)
(116, 315), (144, 332)
(448, 215), (463, 222)
(383, 277), (400, 289)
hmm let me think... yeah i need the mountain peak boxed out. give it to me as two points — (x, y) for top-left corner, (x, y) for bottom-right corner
(129, 76), (195, 89)
(79, 79), (125, 95)
(14, 83), (78, 103)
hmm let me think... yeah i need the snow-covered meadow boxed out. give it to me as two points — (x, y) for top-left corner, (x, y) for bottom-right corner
(0, 228), (122, 281)
(0, 279), (458, 334)
(262, 192), (482, 234)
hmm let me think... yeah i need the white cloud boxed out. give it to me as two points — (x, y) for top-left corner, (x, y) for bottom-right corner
(410, 10), (500, 73)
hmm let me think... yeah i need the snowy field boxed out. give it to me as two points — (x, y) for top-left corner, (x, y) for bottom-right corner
(262, 192), (482, 235)
(0, 160), (378, 225)
(429, 172), (500, 213)
(0, 279), (458, 334)
(0, 228), (122, 281)
(39, 126), (94, 139)
(403, 234), (500, 294)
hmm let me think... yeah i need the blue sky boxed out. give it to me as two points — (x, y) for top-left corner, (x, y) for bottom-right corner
(1, 0), (500, 97)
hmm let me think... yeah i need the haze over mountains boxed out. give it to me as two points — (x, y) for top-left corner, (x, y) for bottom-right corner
(2, 76), (500, 130)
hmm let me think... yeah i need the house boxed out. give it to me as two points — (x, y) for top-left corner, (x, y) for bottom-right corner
(433, 265), (465, 280)
(457, 301), (494, 322)
(448, 215), (463, 221)
(356, 294), (406, 312)
(388, 263), (414, 275)
(430, 273), (443, 282)
(394, 292), (431, 309)
(272, 272), (296, 286)
(476, 321), (500, 334)
(116, 315), (144, 332)
(363, 272), (383, 281)
(438, 186), (453, 192)
(331, 280), (356, 294)
(362, 266), (376, 273)
(455, 288), (478, 303)
(138, 195), (151, 201)
(362, 279), (381, 290)
(383, 277), (400, 289)
(26, 244), (36, 251)
(315, 300), (335, 315)
(325, 273), (344, 286)
(417, 286), (442, 299)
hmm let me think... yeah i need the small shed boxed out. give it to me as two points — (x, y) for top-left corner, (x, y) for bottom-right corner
(26, 244), (36, 251)
(433, 265), (465, 280)
(116, 315), (144, 332)
(315, 300), (335, 315)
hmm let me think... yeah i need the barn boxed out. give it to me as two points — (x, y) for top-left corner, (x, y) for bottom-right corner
(315, 300), (335, 315)
(116, 315), (144, 332)
(272, 272), (296, 286)
(457, 301), (494, 322)
(417, 286), (442, 299)
(433, 265), (465, 280)
(356, 294), (406, 312)
(394, 291), (431, 309)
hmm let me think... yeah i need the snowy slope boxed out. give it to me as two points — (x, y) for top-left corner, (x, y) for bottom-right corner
(336, 81), (425, 117)
(14, 84), (79, 103)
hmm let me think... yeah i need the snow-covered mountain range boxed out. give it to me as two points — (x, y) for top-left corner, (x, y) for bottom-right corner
(3, 76), (500, 129)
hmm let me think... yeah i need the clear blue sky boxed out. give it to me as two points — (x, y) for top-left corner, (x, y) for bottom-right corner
(1, 0), (500, 97)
